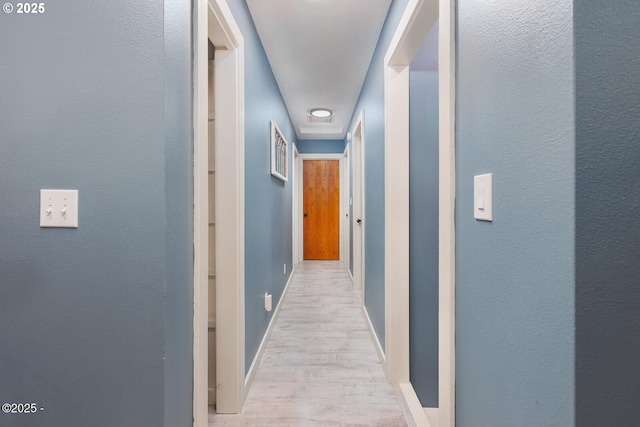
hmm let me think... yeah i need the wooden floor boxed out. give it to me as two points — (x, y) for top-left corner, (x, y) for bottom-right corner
(209, 261), (412, 426)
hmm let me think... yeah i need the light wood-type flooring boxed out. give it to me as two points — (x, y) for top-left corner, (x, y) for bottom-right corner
(208, 261), (413, 426)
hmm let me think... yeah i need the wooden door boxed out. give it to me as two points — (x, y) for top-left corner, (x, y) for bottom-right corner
(303, 160), (340, 260)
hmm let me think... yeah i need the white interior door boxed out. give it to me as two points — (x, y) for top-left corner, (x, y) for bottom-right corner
(352, 113), (365, 300)
(207, 51), (217, 408)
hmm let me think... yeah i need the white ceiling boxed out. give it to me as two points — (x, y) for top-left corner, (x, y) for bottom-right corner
(246, 0), (392, 141)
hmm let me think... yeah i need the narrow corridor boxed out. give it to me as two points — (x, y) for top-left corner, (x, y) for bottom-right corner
(208, 261), (412, 426)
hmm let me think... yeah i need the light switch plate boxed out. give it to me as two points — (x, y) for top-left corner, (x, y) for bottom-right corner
(40, 189), (79, 228)
(474, 174), (492, 221)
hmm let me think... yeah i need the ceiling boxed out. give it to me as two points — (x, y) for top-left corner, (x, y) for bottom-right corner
(246, 0), (392, 141)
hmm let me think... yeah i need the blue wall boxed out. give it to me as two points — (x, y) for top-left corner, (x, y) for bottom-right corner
(409, 67), (439, 407)
(575, 1), (640, 425)
(226, 0), (296, 375)
(0, 2), (193, 426)
(346, 0), (408, 350)
(456, 1), (575, 425)
(296, 139), (346, 154)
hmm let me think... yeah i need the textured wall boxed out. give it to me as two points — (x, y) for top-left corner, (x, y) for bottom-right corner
(575, 2), (640, 425)
(456, 1), (575, 425)
(296, 139), (346, 154)
(162, 1), (194, 425)
(226, 0), (296, 375)
(0, 1), (192, 426)
(346, 0), (408, 349)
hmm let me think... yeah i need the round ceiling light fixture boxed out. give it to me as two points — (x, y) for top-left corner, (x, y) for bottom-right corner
(310, 108), (332, 118)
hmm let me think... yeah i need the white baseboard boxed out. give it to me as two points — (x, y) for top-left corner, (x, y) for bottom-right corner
(399, 383), (434, 427)
(361, 304), (386, 370)
(243, 268), (295, 395)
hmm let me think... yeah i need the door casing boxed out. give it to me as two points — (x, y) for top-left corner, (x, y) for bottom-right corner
(351, 112), (365, 300)
(194, 1), (245, 425)
(340, 145), (350, 269)
(292, 145), (301, 266)
(383, 0), (456, 426)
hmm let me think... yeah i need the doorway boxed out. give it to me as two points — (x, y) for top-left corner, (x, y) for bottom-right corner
(351, 112), (365, 299)
(292, 145), (301, 265)
(383, 0), (456, 426)
(297, 153), (346, 263)
(194, 1), (245, 426)
(340, 146), (350, 268)
(303, 159), (340, 260)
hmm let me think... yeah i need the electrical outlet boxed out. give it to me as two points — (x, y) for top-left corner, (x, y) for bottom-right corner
(264, 293), (273, 312)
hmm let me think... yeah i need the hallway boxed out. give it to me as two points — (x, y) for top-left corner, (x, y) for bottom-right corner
(208, 262), (412, 426)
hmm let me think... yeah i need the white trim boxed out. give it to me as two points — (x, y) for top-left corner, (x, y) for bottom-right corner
(213, 18), (245, 415)
(384, 59), (410, 384)
(292, 145), (300, 267)
(294, 150), (304, 264)
(384, 1), (456, 427)
(299, 153), (343, 160)
(244, 268), (295, 390)
(193, 3), (208, 426)
(362, 304), (385, 367)
(194, 1), (245, 423)
(298, 153), (345, 262)
(341, 145), (350, 267)
(351, 111), (365, 296)
(384, 0), (438, 386)
(438, 1), (456, 426)
(398, 383), (434, 427)
(207, 0), (239, 50)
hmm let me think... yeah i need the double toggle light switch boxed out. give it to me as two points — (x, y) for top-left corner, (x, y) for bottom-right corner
(40, 189), (79, 228)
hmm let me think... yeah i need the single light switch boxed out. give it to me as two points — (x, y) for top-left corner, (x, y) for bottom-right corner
(40, 189), (79, 228)
(477, 189), (486, 210)
(474, 174), (492, 221)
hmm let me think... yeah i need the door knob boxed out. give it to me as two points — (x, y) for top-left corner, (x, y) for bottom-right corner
(356, 218), (362, 224)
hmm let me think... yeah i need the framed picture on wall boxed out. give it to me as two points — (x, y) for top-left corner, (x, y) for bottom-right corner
(270, 120), (288, 182)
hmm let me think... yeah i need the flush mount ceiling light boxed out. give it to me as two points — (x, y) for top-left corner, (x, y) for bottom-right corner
(310, 108), (332, 118)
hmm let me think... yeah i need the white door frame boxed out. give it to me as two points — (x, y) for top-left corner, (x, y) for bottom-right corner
(298, 153), (346, 262)
(292, 145), (301, 266)
(383, 1), (456, 426)
(340, 145), (350, 268)
(194, 1), (245, 425)
(294, 148), (304, 264)
(351, 112), (365, 296)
